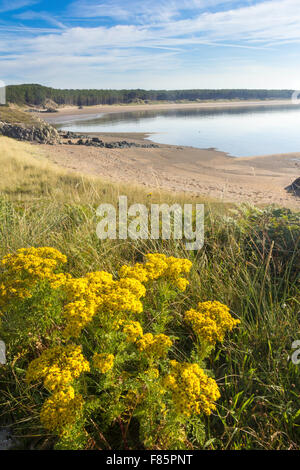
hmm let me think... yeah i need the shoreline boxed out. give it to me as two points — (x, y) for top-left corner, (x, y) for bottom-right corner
(40, 98), (300, 159)
(35, 100), (299, 208)
(40, 99), (296, 124)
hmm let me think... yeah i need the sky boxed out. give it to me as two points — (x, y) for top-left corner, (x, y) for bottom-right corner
(1, 0), (300, 89)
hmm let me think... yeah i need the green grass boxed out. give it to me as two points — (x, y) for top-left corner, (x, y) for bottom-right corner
(0, 136), (299, 450)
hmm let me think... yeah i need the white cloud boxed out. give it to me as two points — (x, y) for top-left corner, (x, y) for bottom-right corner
(157, 0), (300, 45)
(2, 0), (300, 88)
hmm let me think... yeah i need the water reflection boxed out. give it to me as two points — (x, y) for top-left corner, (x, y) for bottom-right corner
(57, 104), (300, 157)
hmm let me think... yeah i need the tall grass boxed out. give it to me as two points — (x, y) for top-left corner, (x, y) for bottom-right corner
(0, 136), (299, 450)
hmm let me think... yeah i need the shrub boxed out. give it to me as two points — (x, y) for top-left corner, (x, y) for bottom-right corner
(0, 248), (240, 450)
(226, 205), (300, 276)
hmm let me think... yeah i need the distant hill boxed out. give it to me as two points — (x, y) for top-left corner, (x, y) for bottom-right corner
(6, 84), (294, 107)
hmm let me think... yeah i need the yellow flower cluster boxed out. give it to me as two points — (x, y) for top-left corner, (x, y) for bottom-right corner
(26, 344), (90, 391)
(0, 247), (68, 304)
(62, 271), (113, 338)
(93, 352), (114, 373)
(185, 301), (240, 345)
(1, 248), (191, 339)
(164, 361), (221, 416)
(104, 278), (146, 314)
(119, 253), (192, 291)
(137, 333), (173, 358)
(40, 385), (84, 433)
(5, 247), (239, 439)
(119, 262), (149, 283)
(1, 247), (67, 275)
(63, 273), (145, 338)
(26, 344), (89, 433)
(122, 320), (143, 343)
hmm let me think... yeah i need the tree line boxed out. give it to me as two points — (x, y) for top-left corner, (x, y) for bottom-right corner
(6, 83), (293, 107)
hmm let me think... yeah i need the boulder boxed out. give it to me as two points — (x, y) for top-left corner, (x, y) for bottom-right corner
(285, 177), (300, 196)
(0, 120), (61, 144)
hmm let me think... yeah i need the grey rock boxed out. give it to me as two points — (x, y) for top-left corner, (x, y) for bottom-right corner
(285, 177), (300, 196)
(0, 120), (61, 144)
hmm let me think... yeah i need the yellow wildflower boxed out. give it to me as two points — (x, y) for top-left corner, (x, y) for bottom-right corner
(119, 253), (191, 291)
(40, 386), (84, 433)
(63, 272), (145, 338)
(164, 361), (220, 416)
(185, 301), (240, 345)
(93, 353), (114, 373)
(119, 263), (149, 283)
(137, 333), (172, 358)
(123, 321), (143, 343)
(26, 344), (90, 391)
(0, 247), (68, 304)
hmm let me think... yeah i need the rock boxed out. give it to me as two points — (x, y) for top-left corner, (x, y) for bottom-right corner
(45, 107), (58, 113)
(71, 138), (159, 149)
(285, 177), (300, 196)
(0, 120), (61, 144)
(56, 132), (160, 149)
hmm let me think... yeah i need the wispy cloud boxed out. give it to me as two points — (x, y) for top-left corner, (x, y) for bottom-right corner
(15, 11), (67, 29)
(67, 0), (241, 22)
(0, 0), (39, 13)
(2, 0), (300, 88)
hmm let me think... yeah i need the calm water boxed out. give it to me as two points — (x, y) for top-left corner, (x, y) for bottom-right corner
(57, 104), (300, 157)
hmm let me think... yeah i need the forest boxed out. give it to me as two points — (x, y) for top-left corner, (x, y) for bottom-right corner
(6, 83), (293, 106)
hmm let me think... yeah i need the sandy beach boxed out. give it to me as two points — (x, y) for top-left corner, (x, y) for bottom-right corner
(41, 99), (297, 123)
(38, 101), (300, 208)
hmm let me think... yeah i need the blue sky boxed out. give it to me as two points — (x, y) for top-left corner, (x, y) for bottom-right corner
(1, 0), (300, 89)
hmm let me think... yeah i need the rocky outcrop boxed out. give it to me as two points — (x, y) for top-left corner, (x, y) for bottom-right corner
(59, 132), (159, 149)
(0, 121), (61, 144)
(75, 138), (159, 149)
(285, 177), (300, 196)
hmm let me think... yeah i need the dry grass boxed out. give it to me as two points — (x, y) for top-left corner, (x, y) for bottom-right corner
(0, 135), (224, 208)
(0, 106), (38, 125)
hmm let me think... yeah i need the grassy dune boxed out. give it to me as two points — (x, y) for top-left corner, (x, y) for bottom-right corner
(0, 136), (299, 450)
(0, 106), (38, 126)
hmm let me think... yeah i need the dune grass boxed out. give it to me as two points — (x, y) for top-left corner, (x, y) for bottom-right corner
(0, 136), (299, 450)
(0, 106), (39, 126)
